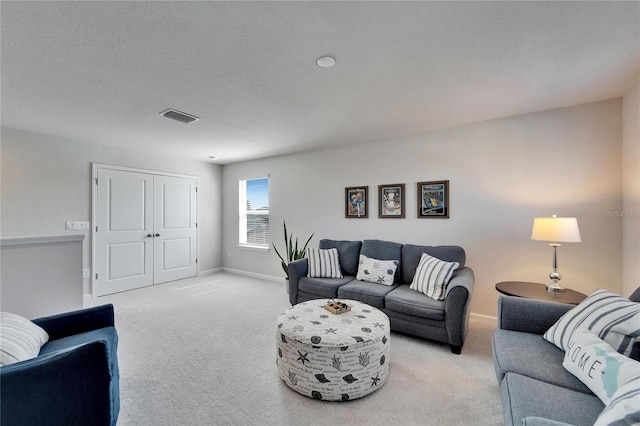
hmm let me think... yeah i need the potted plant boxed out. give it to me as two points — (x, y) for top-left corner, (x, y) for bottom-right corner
(273, 220), (314, 280)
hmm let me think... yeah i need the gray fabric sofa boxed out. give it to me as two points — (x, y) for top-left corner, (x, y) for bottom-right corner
(492, 288), (640, 426)
(287, 239), (474, 354)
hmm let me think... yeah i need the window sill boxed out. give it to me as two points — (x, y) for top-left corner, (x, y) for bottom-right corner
(238, 244), (270, 252)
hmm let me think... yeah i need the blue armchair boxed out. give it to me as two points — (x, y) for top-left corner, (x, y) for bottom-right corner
(0, 304), (120, 426)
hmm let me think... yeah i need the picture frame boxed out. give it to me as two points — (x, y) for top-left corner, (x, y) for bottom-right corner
(417, 180), (449, 218)
(345, 186), (368, 218)
(378, 183), (405, 218)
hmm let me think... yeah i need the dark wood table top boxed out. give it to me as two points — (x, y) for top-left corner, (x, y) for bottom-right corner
(495, 281), (587, 305)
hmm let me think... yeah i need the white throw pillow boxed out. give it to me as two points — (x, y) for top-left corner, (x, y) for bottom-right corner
(562, 328), (640, 405)
(595, 375), (640, 425)
(544, 289), (640, 357)
(0, 312), (49, 366)
(409, 253), (459, 300)
(356, 255), (398, 286)
(307, 247), (343, 278)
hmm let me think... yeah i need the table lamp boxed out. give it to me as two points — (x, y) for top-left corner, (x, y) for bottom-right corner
(531, 215), (581, 292)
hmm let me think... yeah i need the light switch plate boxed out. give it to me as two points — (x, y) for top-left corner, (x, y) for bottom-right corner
(66, 221), (90, 230)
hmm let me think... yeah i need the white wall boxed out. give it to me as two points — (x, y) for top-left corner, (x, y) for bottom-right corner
(622, 82), (640, 298)
(0, 127), (223, 295)
(222, 100), (624, 317)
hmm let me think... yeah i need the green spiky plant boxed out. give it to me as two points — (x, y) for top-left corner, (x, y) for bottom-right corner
(273, 220), (314, 279)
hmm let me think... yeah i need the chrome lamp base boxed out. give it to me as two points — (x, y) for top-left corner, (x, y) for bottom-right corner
(546, 245), (566, 292)
(546, 281), (566, 292)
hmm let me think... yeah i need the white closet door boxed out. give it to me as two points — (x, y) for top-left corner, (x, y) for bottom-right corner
(153, 175), (197, 284)
(96, 168), (198, 296)
(96, 169), (154, 296)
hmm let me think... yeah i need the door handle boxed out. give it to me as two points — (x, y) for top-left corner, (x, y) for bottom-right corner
(146, 234), (153, 238)
(155, 233), (160, 237)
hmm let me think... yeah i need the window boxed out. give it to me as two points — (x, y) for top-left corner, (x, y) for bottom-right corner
(239, 177), (269, 248)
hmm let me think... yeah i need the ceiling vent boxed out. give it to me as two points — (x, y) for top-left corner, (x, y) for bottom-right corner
(159, 108), (200, 124)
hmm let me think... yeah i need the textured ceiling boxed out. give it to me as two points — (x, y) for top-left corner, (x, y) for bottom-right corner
(1, 1), (639, 164)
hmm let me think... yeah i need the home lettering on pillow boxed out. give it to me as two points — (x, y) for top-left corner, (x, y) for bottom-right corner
(562, 328), (640, 405)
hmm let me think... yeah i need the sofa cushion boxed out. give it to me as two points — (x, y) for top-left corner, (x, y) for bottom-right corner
(500, 372), (603, 426)
(401, 244), (465, 284)
(562, 328), (640, 405)
(356, 254), (398, 285)
(543, 289), (640, 357)
(337, 281), (398, 309)
(384, 285), (445, 321)
(361, 240), (402, 283)
(307, 248), (343, 278)
(0, 312), (50, 366)
(319, 239), (362, 276)
(492, 329), (591, 394)
(298, 276), (354, 299)
(409, 253), (459, 300)
(595, 375), (640, 425)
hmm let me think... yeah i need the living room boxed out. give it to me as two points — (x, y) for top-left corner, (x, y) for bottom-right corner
(1, 1), (639, 425)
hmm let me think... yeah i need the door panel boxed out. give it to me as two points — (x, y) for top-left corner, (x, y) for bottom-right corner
(153, 176), (197, 284)
(108, 242), (147, 280)
(161, 238), (191, 270)
(97, 169), (153, 296)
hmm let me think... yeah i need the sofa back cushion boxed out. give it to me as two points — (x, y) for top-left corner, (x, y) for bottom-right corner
(319, 239), (362, 276)
(401, 244), (466, 284)
(361, 240), (403, 283)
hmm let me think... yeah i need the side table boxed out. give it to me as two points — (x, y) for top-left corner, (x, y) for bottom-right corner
(495, 281), (587, 305)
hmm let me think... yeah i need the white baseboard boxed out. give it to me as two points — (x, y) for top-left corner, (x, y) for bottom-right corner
(199, 267), (223, 276)
(221, 267), (284, 284)
(470, 312), (497, 325)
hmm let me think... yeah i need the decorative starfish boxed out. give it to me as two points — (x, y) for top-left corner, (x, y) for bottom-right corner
(370, 372), (381, 387)
(325, 327), (338, 334)
(287, 315), (299, 321)
(297, 350), (310, 365)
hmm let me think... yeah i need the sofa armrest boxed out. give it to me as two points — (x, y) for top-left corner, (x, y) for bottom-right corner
(287, 258), (308, 305)
(0, 341), (116, 426)
(444, 266), (474, 350)
(497, 297), (573, 334)
(33, 304), (115, 341)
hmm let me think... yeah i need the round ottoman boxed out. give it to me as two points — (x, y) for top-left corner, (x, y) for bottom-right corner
(276, 299), (390, 401)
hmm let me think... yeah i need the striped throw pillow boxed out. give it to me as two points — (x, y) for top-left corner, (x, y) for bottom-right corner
(307, 248), (343, 278)
(543, 289), (640, 357)
(1, 312), (49, 366)
(409, 253), (459, 300)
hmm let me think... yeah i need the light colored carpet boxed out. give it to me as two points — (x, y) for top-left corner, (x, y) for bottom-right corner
(89, 272), (503, 426)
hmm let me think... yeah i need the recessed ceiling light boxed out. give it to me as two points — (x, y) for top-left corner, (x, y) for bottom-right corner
(316, 56), (335, 68)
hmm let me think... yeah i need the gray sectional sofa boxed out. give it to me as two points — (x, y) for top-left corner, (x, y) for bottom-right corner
(287, 239), (474, 354)
(492, 289), (640, 426)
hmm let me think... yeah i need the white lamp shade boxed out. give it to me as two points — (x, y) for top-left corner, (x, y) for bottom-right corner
(531, 217), (582, 243)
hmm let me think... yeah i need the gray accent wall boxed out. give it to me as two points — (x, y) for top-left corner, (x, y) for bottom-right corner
(0, 128), (223, 295)
(222, 99), (627, 317)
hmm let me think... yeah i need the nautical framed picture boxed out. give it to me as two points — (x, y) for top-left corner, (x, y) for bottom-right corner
(378, 183), (405, 218)
(345, 186), (368, 218)
(417, 180), (449, 218)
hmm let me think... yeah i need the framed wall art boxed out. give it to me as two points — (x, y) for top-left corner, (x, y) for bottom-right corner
(417, 180), (449, 218)
(345, 186), (368, 218)
(378, 183), (405, 218)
